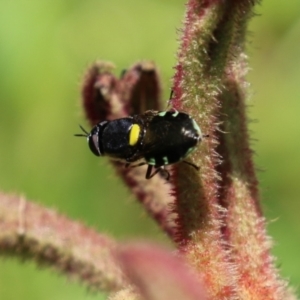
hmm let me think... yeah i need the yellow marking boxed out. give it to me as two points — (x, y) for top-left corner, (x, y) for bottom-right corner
(129, 124), (140, 146)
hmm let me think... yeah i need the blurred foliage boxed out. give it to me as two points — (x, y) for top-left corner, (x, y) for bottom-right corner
(0, 0), (299, 299)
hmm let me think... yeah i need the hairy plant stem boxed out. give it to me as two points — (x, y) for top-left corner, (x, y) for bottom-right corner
(169, 0), (291, 299)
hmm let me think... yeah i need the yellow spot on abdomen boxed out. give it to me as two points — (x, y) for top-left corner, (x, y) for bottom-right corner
(129, 124), (140, 146)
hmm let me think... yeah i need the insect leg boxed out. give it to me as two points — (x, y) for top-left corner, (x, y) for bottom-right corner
(125, 162), (147, 168)
(182, 160), (200, 171)
(145, 165), (170, 180)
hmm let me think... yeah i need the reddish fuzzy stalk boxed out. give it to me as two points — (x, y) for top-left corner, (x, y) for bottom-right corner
(0, 193), (126, 292)
(170, 0), (292, 299)
(81, 62), (123, 123)
(217, 61), (288, 299)
(170, 1), (237, 298)
(120, 61), (162, 114)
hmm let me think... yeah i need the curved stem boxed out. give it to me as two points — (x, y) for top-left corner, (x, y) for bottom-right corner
(0, 192), (127, 293)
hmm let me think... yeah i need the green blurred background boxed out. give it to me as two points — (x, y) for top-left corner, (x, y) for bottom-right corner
(0, 0), (299, 299)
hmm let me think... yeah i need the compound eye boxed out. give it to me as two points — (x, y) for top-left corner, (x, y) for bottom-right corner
(88, 134), (101, 156)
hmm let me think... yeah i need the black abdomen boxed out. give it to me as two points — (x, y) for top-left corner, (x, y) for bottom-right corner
(142, 111), (201, 166)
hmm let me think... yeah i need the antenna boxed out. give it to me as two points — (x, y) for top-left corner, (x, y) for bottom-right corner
(74, 125), (89, 137)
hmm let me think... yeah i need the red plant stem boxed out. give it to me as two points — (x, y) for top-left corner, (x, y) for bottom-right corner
(170, 0), (292, 298)
(0, 192), (127, 293)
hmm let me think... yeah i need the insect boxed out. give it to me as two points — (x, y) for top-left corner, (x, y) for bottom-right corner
(75, 110), (203, 179)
